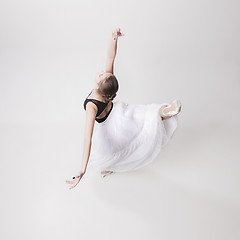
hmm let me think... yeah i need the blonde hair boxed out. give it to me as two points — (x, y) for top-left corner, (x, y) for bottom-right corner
(97, 74), (119, 102)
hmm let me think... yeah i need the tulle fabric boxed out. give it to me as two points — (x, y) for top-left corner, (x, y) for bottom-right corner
(87, 101), (178, 173)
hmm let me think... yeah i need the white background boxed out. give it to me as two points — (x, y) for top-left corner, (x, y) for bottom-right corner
(0, 0), (239, 239)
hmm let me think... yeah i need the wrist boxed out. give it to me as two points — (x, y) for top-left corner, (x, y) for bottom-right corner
(80, 169), (86, 175)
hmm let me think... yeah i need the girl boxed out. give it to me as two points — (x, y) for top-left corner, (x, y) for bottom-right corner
(66, 28), (181, 189)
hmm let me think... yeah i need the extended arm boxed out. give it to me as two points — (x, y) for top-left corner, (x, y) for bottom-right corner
(107, 35), (118, 60)
(80, 102), (98, 173)
(105, 36), (118, 74)
(105, 28), (124, 74)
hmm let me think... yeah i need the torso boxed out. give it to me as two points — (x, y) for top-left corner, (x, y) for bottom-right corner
(84, 89), (113, 122)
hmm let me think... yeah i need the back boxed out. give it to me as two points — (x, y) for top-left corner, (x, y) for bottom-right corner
(83, 90), (113, 123)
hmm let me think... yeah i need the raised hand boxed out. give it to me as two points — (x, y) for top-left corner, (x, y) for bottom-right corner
(112, 28), (124, 40)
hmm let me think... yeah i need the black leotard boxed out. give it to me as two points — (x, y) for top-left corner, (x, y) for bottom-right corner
(83, 89), (113, 123)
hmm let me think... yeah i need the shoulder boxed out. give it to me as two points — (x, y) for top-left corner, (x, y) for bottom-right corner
(83, 102), (97, 141)
(84, 102), (98, 126)
(85, 101), (98, 113)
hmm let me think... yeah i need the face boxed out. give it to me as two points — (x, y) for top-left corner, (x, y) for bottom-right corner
(95, 71), (111, 88)
(95, 70), (105, 85)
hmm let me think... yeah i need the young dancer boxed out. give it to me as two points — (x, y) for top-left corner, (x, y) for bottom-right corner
(66, 28), (181, 189)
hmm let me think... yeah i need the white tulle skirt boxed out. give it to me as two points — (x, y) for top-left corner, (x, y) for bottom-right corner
(87, 101), (178, 173)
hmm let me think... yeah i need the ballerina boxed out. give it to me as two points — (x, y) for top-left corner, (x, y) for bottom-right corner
(66, 28), (181, 189)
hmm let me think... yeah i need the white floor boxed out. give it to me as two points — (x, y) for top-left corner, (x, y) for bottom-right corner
(1, 120), (239, 240)
(1, 0), (239, 238)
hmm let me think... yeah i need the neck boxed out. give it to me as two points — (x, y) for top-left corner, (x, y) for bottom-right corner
(93, 88), (108, 103)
